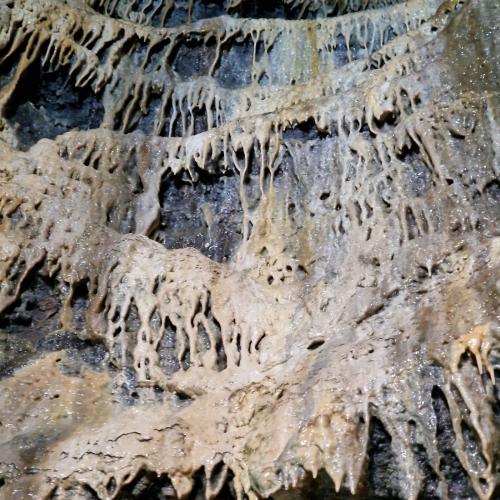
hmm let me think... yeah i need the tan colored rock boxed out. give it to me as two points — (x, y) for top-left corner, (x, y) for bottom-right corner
(0, 0), (498, 498)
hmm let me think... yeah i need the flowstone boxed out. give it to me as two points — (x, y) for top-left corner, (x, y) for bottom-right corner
(0, 0), (499, 498)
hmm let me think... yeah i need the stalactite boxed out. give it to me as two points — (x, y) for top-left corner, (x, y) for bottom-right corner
(0, 0), (498, 499)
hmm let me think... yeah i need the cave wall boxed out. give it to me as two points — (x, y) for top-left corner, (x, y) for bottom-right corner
(0, 0), (499, 498)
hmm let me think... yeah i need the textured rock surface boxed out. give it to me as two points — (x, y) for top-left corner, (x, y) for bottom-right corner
(0, 0), (499, 498)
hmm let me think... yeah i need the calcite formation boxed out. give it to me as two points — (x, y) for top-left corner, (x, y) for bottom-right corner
(0, 0), (499, 498)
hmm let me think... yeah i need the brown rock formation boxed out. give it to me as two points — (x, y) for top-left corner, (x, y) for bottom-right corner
(0, 0), (498, 498)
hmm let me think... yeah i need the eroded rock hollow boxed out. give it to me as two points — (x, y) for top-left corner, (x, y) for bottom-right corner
(0, 0), (499, 498)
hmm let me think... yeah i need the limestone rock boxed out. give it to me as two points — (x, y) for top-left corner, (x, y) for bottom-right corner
(0, 0), (498, 498)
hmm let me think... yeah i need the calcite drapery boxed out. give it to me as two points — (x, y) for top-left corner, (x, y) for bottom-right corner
(0, 0), (499, 498)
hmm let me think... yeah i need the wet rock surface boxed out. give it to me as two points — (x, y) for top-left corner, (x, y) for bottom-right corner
(0, 0), (499, 498)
